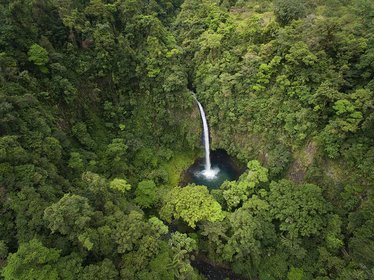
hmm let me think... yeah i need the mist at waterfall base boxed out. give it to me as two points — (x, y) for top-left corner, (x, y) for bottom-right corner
(182, 150), (244, 189)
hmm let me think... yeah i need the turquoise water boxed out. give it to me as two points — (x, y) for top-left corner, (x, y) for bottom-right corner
(182, 150), (244, 190)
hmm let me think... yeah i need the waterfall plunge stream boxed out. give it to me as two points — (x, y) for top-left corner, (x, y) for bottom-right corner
(194, 98), (219, 179)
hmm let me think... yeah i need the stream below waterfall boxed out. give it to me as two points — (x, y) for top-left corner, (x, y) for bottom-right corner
(192, 254), (249, 280)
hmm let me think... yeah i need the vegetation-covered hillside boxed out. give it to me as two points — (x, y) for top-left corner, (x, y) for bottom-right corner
(0, 0), (373, 279)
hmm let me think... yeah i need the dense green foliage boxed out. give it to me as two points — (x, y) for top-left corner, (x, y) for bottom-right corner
(0, 0), (373, 279)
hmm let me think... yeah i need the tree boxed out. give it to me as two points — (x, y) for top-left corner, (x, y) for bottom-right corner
(100, 138), (128, 176)
(274, 0), (307, 25)
(2, 239), (60, 280)
(2, 239), (84, 280)
(82, 259), (119, 280)
(68, 152), (84, 171)
(0, 136), (28, 164)
(221, 160), (268, 210)
(7, 186), (51, 242)
(113, 211), (149, 254)
(43, 194), (93, 238)
(42, 137), (62, 163)
(333, 99), (363, 132)
(71, 122), (96, 150)
(324, 214), (344, 252)
(168, 232), (199, 280)
(268, 180), (328, 237)
(287, 267), (304, 280)
(201, 194), (276, 278)
(348, 201), (374, 268)
(135, 180), (158, 208)
(160, 185), (224, 228)
(0, 240), (8, 259)
(109, 178), (131, 193)
(223, 209), (265, 270)
(28, 44), (49, 73)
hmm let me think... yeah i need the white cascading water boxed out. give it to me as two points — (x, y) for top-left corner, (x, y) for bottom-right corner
(194, 97), (219, 179)
(196, 101), (211, 170)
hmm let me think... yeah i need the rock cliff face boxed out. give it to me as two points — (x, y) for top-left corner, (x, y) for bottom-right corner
(287, 141), (317, 183)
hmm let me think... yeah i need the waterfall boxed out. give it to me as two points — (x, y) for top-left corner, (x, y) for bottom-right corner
(196, 100), (212, 171)
(193, 95), (219, 179)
